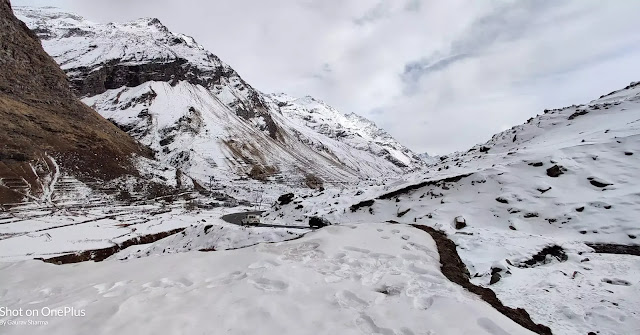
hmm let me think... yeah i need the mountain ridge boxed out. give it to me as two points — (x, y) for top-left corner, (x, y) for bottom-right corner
(16, 6), (424, 186)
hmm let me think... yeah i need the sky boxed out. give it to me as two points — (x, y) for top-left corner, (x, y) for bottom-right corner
(12, 0), (640, 155)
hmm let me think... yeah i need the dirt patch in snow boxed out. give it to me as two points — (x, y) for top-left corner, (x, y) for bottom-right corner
(378, 173), (472, 200)
(350, 199), (375, 212)
(411, 224), (552, 335)
(515, 245), (568, 268)
(38, 228), (186, 264)
(587, 243), (640, 256)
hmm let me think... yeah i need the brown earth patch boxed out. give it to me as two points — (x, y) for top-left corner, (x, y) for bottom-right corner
(587, 243), (640, 256)
(411, 224), (553, 335)
(39, 228), (186, 264)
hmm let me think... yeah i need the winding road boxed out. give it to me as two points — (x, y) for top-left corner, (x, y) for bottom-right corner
(221, 211), (310, 229)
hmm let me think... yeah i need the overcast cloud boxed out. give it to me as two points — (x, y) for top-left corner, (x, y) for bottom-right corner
(13, 0), (640, 155)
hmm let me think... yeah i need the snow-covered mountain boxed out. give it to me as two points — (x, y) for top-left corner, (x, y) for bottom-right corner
(417, 152), (438, 165)
(262, 81), (640, 334)
(270, 93), (423, 168)
(15, 6), (423, 187)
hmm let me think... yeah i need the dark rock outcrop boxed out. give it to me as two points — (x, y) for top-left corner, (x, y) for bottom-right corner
(40, 227), (185, 264)
(490, 268), (502, 285)
(588, 177), (612, 188)
(567, 110), (589, 120)
(546, 165), (565, 177)
(587, 243), (640, 256)
(350, 199), (375, 212)
(495, 197), (509, 204)
(517, 245), (568, 268)
(377, 173), (472, 200)
(277, 193), (295, 205)
(454, 216), (467, 229)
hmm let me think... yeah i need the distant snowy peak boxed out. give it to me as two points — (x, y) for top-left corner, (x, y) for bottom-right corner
(417, 152), (438, 165)
(17, 7), (214, 72)
(269, 93), (423, 168)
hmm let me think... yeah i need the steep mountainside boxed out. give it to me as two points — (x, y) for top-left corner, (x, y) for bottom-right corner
(0, 1), (153, 205)
(264, 82), (640, 334)
(16, 6), (423, 186)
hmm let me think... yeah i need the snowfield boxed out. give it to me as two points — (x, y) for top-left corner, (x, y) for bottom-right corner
(0, 203), (305, 262)
(0, 224), (535, 335)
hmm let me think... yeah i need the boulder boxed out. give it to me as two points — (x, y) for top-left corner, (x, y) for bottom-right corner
(277, 193), (295, 205)
(309, 216), (330, 228)
(588, 178), (612, 188)
(546, 165), (565, 177)
(495, 197), (509, 204)
(489, 268), (502, 285)
(454, 216), (466, 229)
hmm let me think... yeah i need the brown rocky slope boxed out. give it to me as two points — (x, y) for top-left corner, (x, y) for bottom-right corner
(0, 0), (151, 205)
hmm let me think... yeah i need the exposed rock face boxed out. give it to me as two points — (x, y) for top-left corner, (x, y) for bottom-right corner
(69, 57), (221, 97)
(489, 268), (502, 285)
(17, 7), (280, 140)
(0, 0), (149, 204)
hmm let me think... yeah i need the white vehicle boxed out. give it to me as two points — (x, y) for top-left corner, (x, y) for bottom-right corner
(241, 214), (261, 226)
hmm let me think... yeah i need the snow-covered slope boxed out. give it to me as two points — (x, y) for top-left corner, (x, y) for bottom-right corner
(0, 223), (536, 335)
(271, 93), (423, 168)
(417, 152), (438, 165)
(15, 6), (423, 186)
(263, 82), (640, 335)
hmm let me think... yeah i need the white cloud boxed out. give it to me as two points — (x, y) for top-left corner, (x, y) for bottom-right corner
(12, 0), (640, 155)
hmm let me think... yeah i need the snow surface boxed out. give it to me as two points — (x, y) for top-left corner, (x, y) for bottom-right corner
(0, 223), (534, 335)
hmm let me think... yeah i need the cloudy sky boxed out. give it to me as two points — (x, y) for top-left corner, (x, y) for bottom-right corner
(13, 0), (640, 155)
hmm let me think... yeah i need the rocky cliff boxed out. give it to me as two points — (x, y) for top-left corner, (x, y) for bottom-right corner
(0, 0), (150, 204)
